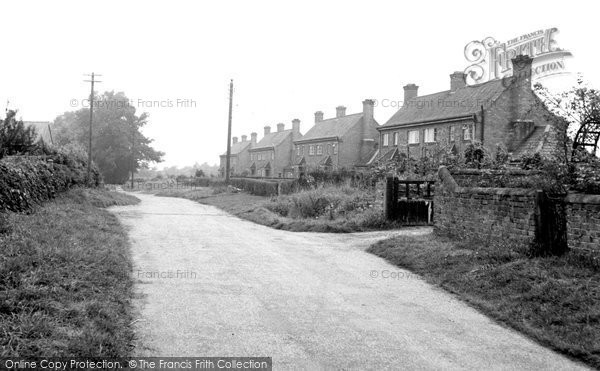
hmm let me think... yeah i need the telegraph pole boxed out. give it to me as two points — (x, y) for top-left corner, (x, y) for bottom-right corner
(225, 79), (233, 184)
(131, 122), (136, 189)
(84, 73), (102, 180)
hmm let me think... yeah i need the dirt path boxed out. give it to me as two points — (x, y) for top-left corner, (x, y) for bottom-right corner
(111, 193), (588, 370)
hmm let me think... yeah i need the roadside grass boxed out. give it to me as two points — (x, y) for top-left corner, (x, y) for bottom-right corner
(367, 233), (600, 369)
(149, 186), (404, 233)
(0, 188), (139, 357)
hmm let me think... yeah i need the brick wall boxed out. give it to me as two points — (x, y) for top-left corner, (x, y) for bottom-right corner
(435, 166), (539, 244)
(565, 194), (600, 254)
(450, 169), (541, 187)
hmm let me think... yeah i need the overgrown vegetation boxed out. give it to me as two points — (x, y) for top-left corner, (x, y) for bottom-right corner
(0, 188), (139, 357)
(367, 234), (600, 369)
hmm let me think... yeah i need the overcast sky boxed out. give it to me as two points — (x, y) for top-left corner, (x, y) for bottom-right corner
(1, 0), (597, 168)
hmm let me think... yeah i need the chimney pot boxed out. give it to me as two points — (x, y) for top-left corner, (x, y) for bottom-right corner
(277, 123), (285, 132)
(336, 106), (346, 118)
(314, 111), (324, 124)
(264, 125), (271, 135)
(403, 84), (419, 103)
(450, 72), (466, 91)
(232, 136), (238, 144)
(241, 135), (247, 142)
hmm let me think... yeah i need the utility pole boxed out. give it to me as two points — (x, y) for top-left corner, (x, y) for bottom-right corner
(131, 121), (136, 189)
(83, 72), (102, 180)
(225, 79), (233, 184)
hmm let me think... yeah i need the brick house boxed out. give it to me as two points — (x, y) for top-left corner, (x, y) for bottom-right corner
(292, 100), (379, 175)
(376, 55), (561, 163)
(219, 133), (256, 177)
(248, 121), (302, 178)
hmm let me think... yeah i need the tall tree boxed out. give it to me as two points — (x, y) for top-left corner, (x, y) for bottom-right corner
(53, 91), (164, 183)
(0, 110), (37, 158)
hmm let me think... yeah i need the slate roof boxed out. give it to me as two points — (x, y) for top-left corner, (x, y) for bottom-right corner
(220, 140), (251, 156)
(251, 129), (293, 151)
(297, 113), (363, 142)
(24, 121), (53, 144)
(381, 79), (507, 128)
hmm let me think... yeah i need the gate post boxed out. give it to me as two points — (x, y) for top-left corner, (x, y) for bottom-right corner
(384, 176), (395, 220)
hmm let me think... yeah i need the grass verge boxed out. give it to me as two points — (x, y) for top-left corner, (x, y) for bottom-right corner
(148, 187), (404, 233)
(367, 233), (600, 369)
(0, 188), (139, 357)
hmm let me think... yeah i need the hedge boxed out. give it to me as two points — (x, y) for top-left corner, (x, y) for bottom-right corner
(0, 154), (101, 212)
(229, 178), (297, 196)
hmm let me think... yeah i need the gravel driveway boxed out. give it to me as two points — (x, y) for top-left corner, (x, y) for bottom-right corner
(110, 193), (588, 370)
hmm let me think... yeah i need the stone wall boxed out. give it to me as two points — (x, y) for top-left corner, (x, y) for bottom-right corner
(434, 178), (539, 243)
(565, 193), (600, 254)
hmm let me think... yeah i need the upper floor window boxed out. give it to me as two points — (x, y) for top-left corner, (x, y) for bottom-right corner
(449, 126), (456, 142)
(327, 144), (331, 154)
(393, 132), (399, 146)
(309, 145), (315, 155)
(271, 152), (275, 160)
(383, 133), (389, 146)
(316, 145), (323, 155)
(408, 130), (420, 144)
(296, 146), (300, 156)
(424, 128), (437, 143)
(463, 124), (474, 141)
(332, 143), (337, 154)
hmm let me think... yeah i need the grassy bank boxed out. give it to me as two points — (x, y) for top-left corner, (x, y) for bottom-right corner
(367, 234), (600, 369)
(0, 188), (139, 357)
(150, 186), (403, 233)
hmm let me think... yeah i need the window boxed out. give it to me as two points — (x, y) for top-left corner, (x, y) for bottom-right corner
(327, 144), (331, 154)
(393, 132), (399, 146)
(424, 128), (436, 143)
(316, 145), (323, 155)
(449, 126), (456, 142)
(383, 133), (389, 146)
(250, 153), (254, 161)
(271, 152), (274, 160)
(301, 145), (304, 155)
(296, 146), (300, 156)
(332, 143), (337, 154)
(309, 145), (315, 155)
(408, 130), (420, 144)
(463, 124), (474, 141)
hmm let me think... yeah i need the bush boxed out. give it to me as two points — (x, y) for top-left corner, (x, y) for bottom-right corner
(229, 178), (296, 196)
(0, 154), (101, 212)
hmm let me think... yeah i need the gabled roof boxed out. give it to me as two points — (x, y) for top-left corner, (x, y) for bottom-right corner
(251, 129), (293, 151)
(319, 156), (332, 166)
(380, 79), (507, 128)
(221, 140), (251, 156)
(258, 161), (271, 170)
(295, 156), (306, 166)
(24, 121), (53, 144)
(297, 113), (363, 142)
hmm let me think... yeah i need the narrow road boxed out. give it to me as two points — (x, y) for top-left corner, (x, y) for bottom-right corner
(111, 193), (587, 370)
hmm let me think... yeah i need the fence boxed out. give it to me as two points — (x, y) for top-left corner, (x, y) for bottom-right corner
(384, 177), (436, 224)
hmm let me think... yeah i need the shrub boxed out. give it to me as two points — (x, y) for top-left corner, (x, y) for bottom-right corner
(229, 178), (296, 196)
(0, 154), (101, 212)
(0, 110), (38, 159)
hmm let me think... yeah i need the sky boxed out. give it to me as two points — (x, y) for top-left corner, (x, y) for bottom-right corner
(1, 0), (598, 168)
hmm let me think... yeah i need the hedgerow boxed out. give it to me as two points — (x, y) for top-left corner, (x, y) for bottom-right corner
(0, 154), (101, 212)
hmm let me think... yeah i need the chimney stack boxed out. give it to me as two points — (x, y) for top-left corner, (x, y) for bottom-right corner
(277, 123), (285, 132)
(250, 132), (257, 143)
(403, 84), (419, 103)
(450, 72), (466, 91)
(314, 111), (324, 124)
(264, 125), (271, 136)
(292, 118), (300, 134)
(232, 136), (238, 144)
(336, 106), (346, 118)
(507, 55), (534, 150)
(362, 99), (374, 126)
(241, 135), (247, 142)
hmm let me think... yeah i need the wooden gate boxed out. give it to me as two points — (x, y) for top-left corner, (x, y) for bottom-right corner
(384, 176), (435, 224)
(533, 191), (568, 256)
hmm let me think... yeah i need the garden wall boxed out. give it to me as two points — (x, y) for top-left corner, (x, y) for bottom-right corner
(565, 194), (600, 254)
(435, 170), (539, 243)
(230, 177), (297, 196)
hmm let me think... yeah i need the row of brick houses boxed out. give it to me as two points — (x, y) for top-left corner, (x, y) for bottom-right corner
(220, 55), (561, 178)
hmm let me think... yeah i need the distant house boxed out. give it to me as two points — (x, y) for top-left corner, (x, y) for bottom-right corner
(218, 133), (256, 177)
(248, 121), (302, 178)
(292, 100), (379, 175)
(23, 121), (53, 145)
(376, 55), (561, 163)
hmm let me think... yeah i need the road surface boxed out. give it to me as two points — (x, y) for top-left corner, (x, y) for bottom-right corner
(110, 193), (588, 370)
